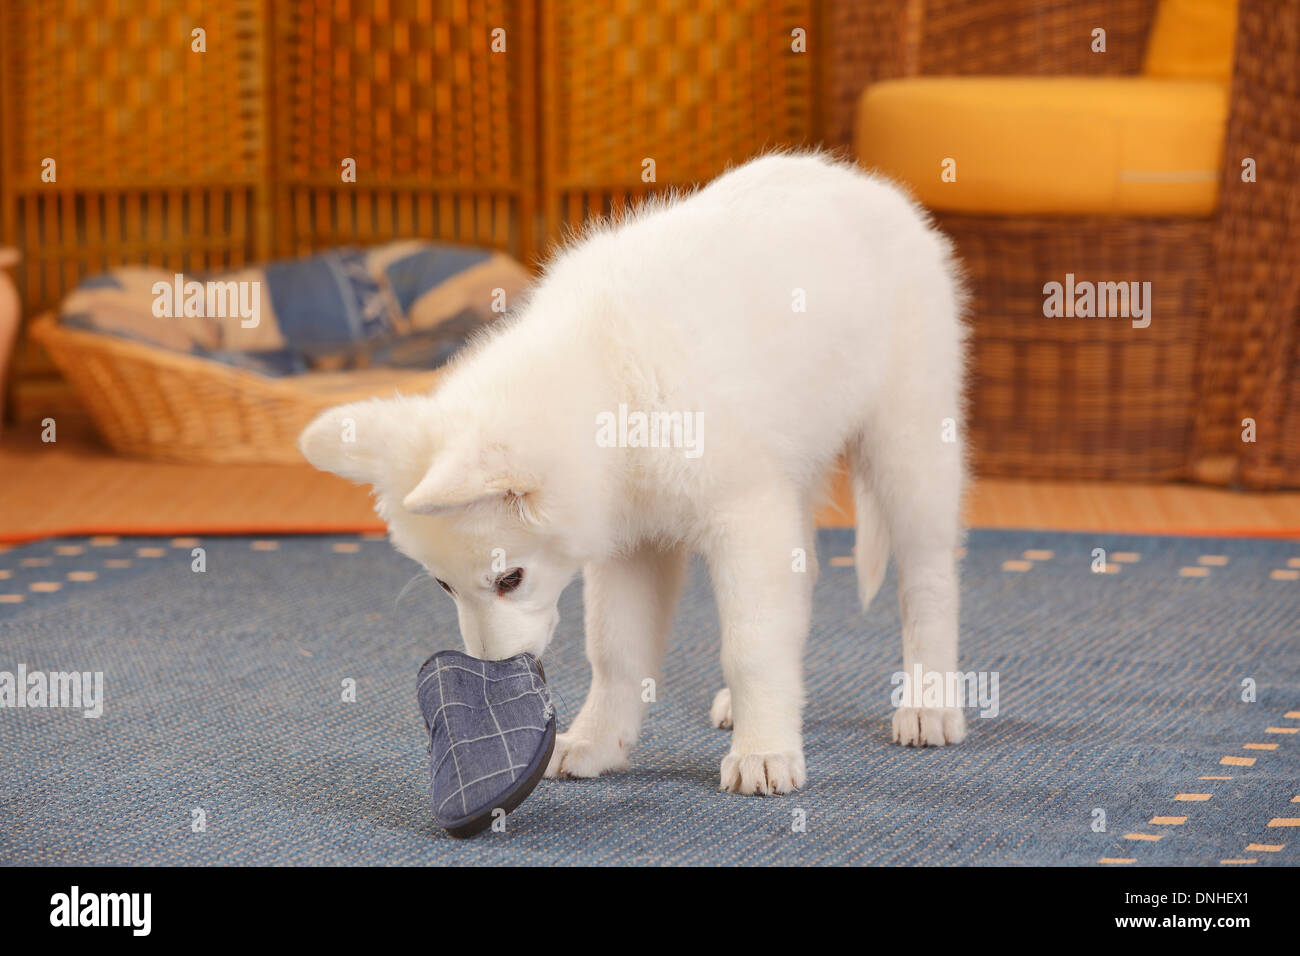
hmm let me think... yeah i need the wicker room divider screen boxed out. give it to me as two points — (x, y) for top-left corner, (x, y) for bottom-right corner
(0, 0), (271, 320)
(269, 0), (539, 261)
(539, 1), (820, 237)
(0, 0), (818, 378)
(0, 0), (820, 307)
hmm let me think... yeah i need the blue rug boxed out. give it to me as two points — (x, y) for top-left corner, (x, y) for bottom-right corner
(1, 529), (1297, 866)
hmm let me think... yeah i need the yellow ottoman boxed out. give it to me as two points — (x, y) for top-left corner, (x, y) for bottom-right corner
(856, 76), (1229, 217)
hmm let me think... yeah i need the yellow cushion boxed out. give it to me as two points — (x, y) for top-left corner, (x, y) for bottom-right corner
(1143, 0), (1238, 81)
(855, 77), (1228, 216)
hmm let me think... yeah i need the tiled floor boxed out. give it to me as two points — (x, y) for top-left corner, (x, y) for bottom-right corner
(3, 421), (1300, 539)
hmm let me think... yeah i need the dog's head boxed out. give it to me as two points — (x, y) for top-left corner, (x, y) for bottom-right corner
(299, 394), (586, 660)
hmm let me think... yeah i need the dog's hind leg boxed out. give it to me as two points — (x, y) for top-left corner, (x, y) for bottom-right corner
(546, 543), (688, 779)
(860, 400), (967, 747)
(709, 687), (733, 729)
(847, 434), (890, 612)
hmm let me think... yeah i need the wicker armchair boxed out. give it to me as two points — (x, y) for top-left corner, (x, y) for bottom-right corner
(828, 0), (1300, 488)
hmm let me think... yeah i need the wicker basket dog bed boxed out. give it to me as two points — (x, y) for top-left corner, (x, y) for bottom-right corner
(31, 315), (446, 464)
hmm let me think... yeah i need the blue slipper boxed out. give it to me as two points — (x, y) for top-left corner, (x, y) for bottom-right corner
(417, 649), (556, 837)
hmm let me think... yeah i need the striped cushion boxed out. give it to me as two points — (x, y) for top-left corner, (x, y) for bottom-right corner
(59, 241), (532, 376)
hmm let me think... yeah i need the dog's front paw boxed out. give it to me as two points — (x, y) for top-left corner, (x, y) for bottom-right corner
(709, 687), (732, 729)
(545, 732), (628, 779)
(891, 707), (967, 747)
(720, 750), (806, 795)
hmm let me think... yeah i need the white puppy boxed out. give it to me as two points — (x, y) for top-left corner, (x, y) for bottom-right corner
(301, 152), (968, 796)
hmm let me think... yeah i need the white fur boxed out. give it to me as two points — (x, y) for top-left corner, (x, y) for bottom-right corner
(300, 152), (969, 796)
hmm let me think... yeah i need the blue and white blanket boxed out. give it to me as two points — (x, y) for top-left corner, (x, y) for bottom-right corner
(60, 241), (532, 376)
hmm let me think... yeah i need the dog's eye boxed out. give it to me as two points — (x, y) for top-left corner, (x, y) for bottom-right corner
(434, 578), (455, 597)
(494, 568), (524, 595)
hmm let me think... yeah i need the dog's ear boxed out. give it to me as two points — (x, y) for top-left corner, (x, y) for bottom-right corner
(402, 438), (540, 518)
(299, 398), (404, 485)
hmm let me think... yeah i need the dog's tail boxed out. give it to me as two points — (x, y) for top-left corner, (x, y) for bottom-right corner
(847, 435), (890, 611)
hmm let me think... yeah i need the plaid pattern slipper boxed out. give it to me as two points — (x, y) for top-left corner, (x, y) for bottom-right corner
(417, 649), (556, 838)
